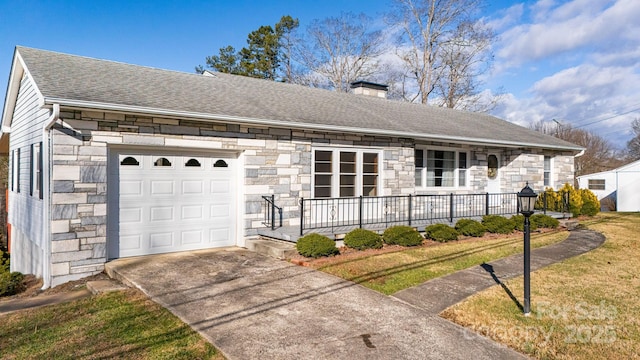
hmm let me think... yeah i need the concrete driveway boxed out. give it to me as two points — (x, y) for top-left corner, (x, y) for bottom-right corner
(106, 248), (525, 360)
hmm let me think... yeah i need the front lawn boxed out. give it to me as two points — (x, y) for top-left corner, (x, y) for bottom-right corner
(312, 229), (569, 295)
(0, 289), (223, 360)
(441, 213), (639, 359)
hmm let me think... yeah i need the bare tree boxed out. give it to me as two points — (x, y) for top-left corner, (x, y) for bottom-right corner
(388, 0), (498, 110)
(531, 120), (626, 177)
(295, 13), (386, 92)
(626, 118), (640, 160)
(434, 20), (496, 111)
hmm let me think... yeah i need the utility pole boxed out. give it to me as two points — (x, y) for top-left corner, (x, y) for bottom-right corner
(552, 119), (561, 137)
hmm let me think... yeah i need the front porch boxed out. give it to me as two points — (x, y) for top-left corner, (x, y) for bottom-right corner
(259, 192), (570, 242)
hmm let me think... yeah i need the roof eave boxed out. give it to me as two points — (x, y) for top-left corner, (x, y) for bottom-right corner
(45, 97), (585, 152)
(1, 49), (25, 134)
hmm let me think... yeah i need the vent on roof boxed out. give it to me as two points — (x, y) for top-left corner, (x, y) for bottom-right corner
(350, 81), (388, 99)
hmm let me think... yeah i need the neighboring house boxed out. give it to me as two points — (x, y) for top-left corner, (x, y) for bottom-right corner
(577, 159), (640, 212)
(0, 47), (583, 287)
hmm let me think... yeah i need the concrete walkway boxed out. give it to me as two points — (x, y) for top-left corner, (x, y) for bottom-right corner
(2, 228), (604, 359)
(105, 229), (605, 360)
(107, 248), (525, 360)
(393, 229), (605, 314)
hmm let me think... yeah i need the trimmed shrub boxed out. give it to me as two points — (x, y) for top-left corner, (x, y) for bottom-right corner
(454, 219), (486, 237)
(344, 228), (383, 250)
(537, 184), (597, 217)
(296, 233), (339, 258)
(560, 183), (584, 217)
(382, 226), (424, 246)
(0, 271), (24, 297)
(424, 224), (459, 242)
(531, 214), (560, 229)
(482, 215), (516, 234)
(580, 188), (600, 216)
(535, 187), (563, 212)
(511, 214), (538, 232)
(0, 250), (24, 297)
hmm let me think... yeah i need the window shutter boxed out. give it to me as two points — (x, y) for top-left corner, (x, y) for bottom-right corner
(39, 142), (43, 199)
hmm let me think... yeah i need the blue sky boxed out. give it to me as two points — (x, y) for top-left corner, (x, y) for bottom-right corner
(1, 0), (638, 147)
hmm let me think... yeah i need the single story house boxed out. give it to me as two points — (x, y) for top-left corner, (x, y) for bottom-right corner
(577, 159), (640, 211)
(1, 47), (583, 287)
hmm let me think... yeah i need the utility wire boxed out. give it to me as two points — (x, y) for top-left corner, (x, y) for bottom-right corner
(573, 105), (640, 129)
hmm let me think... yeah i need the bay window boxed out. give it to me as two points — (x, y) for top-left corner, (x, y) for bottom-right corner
(415, 148), (468, 188)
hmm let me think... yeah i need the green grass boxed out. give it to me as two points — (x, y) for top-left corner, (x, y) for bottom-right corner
(441, 213), (640, 359)
(315, 230), (569, 295)
(0, 289), (223, 360)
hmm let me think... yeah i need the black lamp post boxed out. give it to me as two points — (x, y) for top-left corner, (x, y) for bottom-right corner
(517, 182), (537, 316)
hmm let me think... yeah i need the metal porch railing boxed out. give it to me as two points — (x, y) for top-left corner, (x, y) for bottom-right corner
(299, 192), (521, 235)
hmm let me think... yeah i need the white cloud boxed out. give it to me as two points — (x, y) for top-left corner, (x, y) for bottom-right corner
(496, 0), (640, 66)
(486, 0), (640, 147)
(484, 3), (524, 32)
(493, 63), (640, 146)
(529, 0), (558, 22)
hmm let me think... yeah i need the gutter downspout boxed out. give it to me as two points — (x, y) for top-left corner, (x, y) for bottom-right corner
(41, 103), (59, 289)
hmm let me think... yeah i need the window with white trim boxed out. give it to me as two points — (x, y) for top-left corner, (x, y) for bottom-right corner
(543, 156), (552, 187)
(10, 150), (14, 192)
(313, 148), (381, 198)
(15, 148), (20, 193)
(415, 148), (469, 188)
(588, 179), (605, 190)
(31, 143), (42, 199)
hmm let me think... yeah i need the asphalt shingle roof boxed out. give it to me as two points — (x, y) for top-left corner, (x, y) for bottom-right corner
(14, 46), (581, 150)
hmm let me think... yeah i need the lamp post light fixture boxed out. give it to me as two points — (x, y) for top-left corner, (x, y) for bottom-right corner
(517, 182), (537, 316)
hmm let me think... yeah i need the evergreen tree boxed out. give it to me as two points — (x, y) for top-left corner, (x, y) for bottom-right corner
(197, 15), (299, 81)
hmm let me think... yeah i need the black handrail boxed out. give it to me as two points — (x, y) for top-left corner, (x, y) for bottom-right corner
(262, 195), (283, 230)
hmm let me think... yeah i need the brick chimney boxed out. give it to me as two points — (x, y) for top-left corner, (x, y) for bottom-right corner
(350, 81), (388, 99)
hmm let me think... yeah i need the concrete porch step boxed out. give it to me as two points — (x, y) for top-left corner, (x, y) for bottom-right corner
(559, 219), (580, 231)
(246, 238), (298, 260)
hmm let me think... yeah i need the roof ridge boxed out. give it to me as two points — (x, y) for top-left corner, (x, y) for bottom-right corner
(16, 45), (207, 79)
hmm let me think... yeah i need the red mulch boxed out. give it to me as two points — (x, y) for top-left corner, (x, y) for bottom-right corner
(289, 227), (561, 268)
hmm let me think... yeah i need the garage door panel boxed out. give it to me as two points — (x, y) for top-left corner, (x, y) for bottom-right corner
(120, 207), (142, 224)
(211, 204), (230, 218)
(150, 206), (174, 221)
(151, 180), (174, 195)
(113, 151), (237, 258)
(211, 228), (230, 243)
(121, 181), (143, 196)
(120, 234), (142, 251)
(150, 232), (174, 249)
(181, 230), (203, 245)
(182, 180), (204, 194)
(211, 179), (230, 193)
(182, 205), (204, 220)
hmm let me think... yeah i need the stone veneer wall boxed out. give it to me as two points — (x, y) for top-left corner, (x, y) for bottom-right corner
(48, 109), (414, 285)
(413, 142), (576, 194)
(502, 149), (575, 192)
(47, 109), (575, 285)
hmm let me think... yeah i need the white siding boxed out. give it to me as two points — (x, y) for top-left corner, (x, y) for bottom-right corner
(8, 74), (48, 275)
(577, 160), (640, 212)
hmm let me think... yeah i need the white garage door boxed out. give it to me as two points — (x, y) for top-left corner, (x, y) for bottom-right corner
(109, 150), (237, 258)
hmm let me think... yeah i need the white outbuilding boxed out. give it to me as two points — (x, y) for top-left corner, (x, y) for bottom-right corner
(577, 159), (640, 212)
